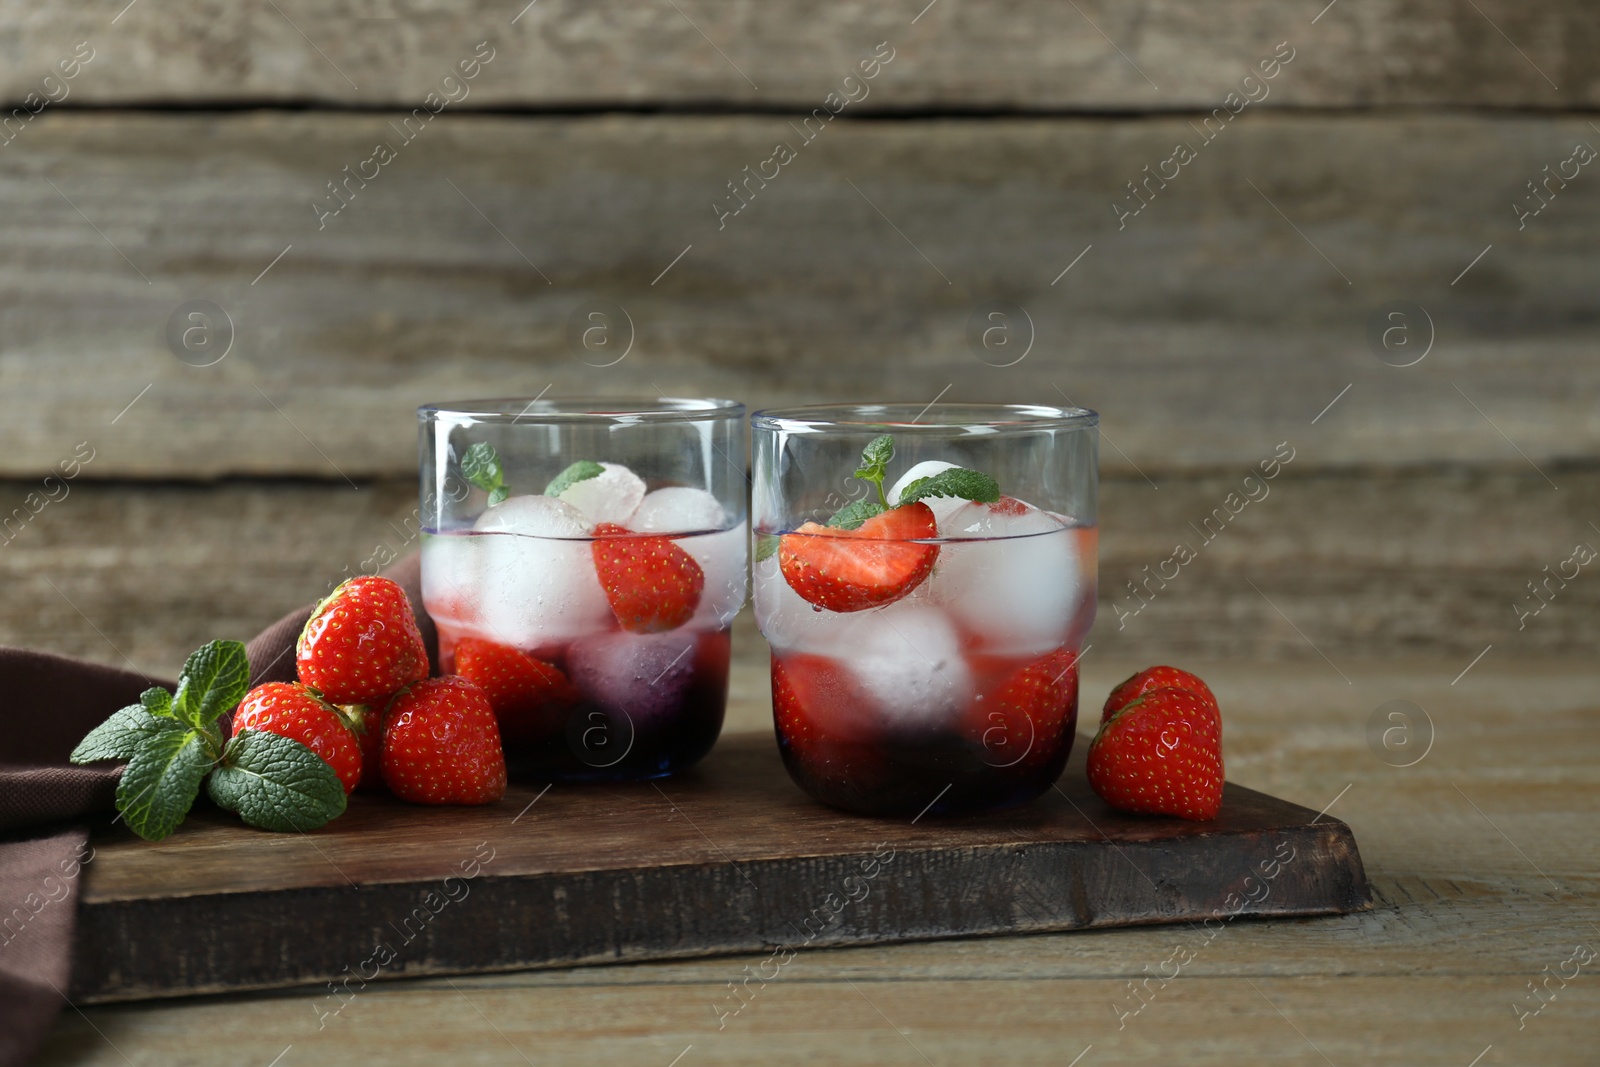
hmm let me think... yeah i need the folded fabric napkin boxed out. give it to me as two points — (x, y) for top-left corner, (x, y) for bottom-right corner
(0, 556), (434, 1067)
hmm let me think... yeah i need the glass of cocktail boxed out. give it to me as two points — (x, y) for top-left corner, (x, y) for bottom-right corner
(751, 403), (1097, 817)
(419, 397), (747, 781)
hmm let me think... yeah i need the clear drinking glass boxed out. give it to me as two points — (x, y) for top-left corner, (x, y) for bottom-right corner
(751, 403), (1098, 817)
(419, 397), (747, 781)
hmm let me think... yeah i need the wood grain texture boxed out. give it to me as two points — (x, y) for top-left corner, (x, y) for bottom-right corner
(1, 112), (1596, 478)
(2, 0), (1595, 111)
(32, 659), (1600, 1066)
(1, 470), (1593, 678)
(68, 734), (1368, 1002)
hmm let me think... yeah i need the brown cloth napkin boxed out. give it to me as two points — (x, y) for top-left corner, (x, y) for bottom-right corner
(0, 555), (434, 1067)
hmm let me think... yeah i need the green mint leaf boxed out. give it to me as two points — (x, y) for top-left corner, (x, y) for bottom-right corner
(115, 723), (213, 841)
(70, 700), (171, 764)
(851, 434), (895, 506)
(487, 485), (509, 507)
(461, 442), (505, 498)
(896, 467), (1001, 506)
(544, 460), (605, 497)
(208, 730), (347, 833)
(140, 687), (174, 717)
(754, 533), (780, 563)
(171, 640), (251, 728)
(827, 499), (887, 531)
(852, 434), (894, 483)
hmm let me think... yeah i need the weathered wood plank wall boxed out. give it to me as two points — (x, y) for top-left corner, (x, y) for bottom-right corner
(2, 0), (1595, 110)
(0, 1), (1593, 669)
(2, 113), (1595, 477)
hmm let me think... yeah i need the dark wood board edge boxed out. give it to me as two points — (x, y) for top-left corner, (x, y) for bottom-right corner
(70, 817), (1368, 1004)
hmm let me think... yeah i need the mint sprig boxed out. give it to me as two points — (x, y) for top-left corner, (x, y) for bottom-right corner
(754, 533), (780, 563)
(462, 442), (509, 506)
(897, 467), (1001, 506)
(545, 460), (604, 497)
(852, 435), (895, 507)
(208, 730), (347, 832)
(71, 639), (347, 841)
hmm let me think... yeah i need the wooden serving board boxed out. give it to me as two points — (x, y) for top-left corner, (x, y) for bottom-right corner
(70, 733), (1370, 1003)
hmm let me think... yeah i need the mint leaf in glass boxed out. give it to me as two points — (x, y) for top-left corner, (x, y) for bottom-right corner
(208, 729), (348, 833)
(461, 442), (508, 506)
(544, 460), (605, 498)
(896, 467), (1000, 506)
(827, 499), (888, 531)
(852, 434), (895, 505)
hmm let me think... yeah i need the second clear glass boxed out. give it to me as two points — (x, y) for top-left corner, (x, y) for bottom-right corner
(751, 403), (1098, 817)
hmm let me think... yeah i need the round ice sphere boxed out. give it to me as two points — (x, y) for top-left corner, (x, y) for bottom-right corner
(456, 495), (612, 650)
(566, 629), (700, 725)
(556, 462), (646, 526)
(836, 601), (972, 730)
(752, 554), (855, 656)
(629, 486), (728, 534)
(682, 521), (748, 628)
(929, 498), (1080, 654)
(475, 494), (592, 538)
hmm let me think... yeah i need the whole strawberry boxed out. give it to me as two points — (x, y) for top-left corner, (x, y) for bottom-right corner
(297, 576), (429, 706)
(591, 523), (705, 633)
(382, 677), (506, 805)
(233, 682), (364, 794)
(343, 703), (385, 791)
(1102, 665), (1217, 723)
(1086, 686), (1223, 821)
(452, 637), (580, 745)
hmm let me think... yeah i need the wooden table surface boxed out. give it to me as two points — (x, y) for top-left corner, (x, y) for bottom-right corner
(35, 656), (1599, 1066)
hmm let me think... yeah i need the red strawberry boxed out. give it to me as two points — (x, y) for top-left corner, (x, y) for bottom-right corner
(297, 576), (429, 706)
(591, 523), (705, 633)
(381, 677), (507, 805)
(771, 655), (884, 774)
(1086, 687), (1224, 821)
(964, 648), (1080, 770)
(452, 637), (580, 745)
(1103, 665), (1217, 723)
(343, 703), (385, 791)
(232, 682), (363, 794)
(778, 502), (938, 613)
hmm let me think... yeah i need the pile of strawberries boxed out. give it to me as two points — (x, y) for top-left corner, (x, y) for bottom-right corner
(234, 576), (507, 805)
(1086, 665), (1225, 821)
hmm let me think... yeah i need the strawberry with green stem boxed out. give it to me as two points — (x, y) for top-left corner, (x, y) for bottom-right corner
(71, 640), (348, 839)
(296, 575), (429, 707)
(1086, 686), (1224, 821)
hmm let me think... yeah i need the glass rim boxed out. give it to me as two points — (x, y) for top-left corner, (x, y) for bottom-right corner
(418, 396), (745, 424)
(750, 402), (1098, 434)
